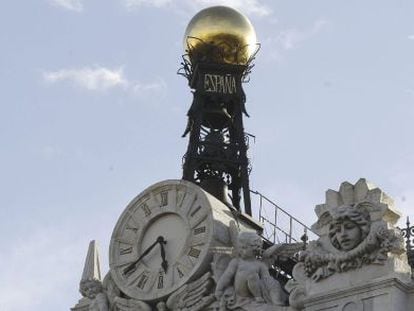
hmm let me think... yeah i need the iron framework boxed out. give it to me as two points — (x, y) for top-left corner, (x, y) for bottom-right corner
(400, 217), (414, 269)
(179, 38), (260, 215)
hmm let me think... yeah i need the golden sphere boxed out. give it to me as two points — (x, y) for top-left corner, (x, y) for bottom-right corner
(183, 6), (257, 65)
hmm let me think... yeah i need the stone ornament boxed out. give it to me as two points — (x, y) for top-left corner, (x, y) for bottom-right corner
(101, 179), (267, 310)
(108, 179), (228, 302)
(80, 281), (109, 311)
(78, 241), (110, 311)
(340, 300), (363, 311)
(73, 179), (414, 311)
(214, 229), (286, 311)
(300, 178), (405, 281)
(73, 181), (287, 310)
(112, 297), (152, 311)
(166, 271), (215, 310)
(286, 178), (408, 309)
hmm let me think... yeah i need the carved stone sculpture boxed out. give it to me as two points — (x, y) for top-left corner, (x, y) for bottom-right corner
(166, 271), (215, 310)
(214, 231), (286, 311)
(112, 296), (151, 311)
(285, 179), (409, 309)
(328, 204), (371, 251)
(78, 241), (110, 311)
(80, 280), (109, 311)
(102, 273), (120, 310)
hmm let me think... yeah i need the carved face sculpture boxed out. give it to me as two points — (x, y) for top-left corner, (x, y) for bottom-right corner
(156, 302), (167, 311)
(328, 205), (371, 251)
(80, 279), (102, 299)
(330, 219), (362, 251)
(238, 231), (262, 259)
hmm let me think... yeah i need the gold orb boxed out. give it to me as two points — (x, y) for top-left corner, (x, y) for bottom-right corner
(183, 6), (257, 65)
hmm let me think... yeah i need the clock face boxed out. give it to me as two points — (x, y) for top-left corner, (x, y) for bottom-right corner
(109, 180), (213, 301)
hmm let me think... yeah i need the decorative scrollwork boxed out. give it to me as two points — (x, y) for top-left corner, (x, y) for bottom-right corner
(398, 218), (414, 269)
(178, 37), (260, 83)
(286, 179), (410, 309)
(398, 217), (414, 252)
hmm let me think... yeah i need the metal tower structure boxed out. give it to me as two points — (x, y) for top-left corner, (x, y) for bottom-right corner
(179, 37), (258, 215)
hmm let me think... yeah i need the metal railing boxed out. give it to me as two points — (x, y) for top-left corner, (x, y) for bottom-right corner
(250, 190), (318, 245)
(399, 217), (414, 269)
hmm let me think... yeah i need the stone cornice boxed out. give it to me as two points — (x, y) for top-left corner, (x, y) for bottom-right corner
(304, 277), (414, 306)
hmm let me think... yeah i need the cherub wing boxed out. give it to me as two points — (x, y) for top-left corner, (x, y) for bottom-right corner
(262, 243), (283, 267)
(262, 242), (304, 267)
(166, 272), (215, 311)
(229, 220), (239, 258)
(211, 253), (232, 284)
(210, 220), (238, 283)
(112, 297), (151, 311)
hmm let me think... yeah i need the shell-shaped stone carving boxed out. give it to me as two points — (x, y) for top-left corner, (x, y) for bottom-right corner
(312, 178), (401, 236)
(297, 178), (406, 282)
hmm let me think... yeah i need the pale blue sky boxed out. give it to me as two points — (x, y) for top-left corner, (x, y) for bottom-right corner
(1, 0), (414, 310)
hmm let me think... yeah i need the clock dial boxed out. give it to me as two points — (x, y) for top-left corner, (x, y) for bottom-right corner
(109, 180), (214, 301)
(139, 213), (187, 271)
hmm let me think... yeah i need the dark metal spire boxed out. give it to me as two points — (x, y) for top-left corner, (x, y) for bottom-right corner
(178, 39), (259, 215)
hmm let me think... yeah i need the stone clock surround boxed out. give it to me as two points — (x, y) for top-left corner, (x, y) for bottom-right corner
(108, 179), (261, 303)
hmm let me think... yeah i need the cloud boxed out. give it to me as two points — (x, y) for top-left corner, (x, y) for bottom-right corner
(131, 78), (167, 93)
(263, 19), (330, 62)
(408, 35), (414, 40)
(123, 0), (271, 17)
(49, 0), (84, 12)
(191, 0), (271, 16)
(43, 66), (128, 91)
(123, 0), (172, 9)
(278, 19), (329, 50)
(43, 66), (166, 94)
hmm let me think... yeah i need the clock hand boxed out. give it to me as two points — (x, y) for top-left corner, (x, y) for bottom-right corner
(123, 236), (165, 276)
(159, 237), (168, 273)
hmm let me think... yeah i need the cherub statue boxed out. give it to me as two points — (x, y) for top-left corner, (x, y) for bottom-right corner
(214, 231), (285, 311)
(79, 279), (109, 311)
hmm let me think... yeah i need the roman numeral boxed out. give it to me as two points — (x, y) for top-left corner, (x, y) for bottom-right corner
(140, 202), (151, 217)
(194, 226), (206, 235)
(157, 275), (164, 289)
(137, 274), (149, 289)
(179, 192), (197, 215)
(126, 225), (138, 233)
(177, 267), (184, 278)
(176, 190), (186, 207)
(188, 247), (201, 258)
(190, 205), (202, 217)
(120, 247), (133, 255)
(160, 191), (168, 207)
(174, 257), (192, 280)
(123, 265), (137, 278)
